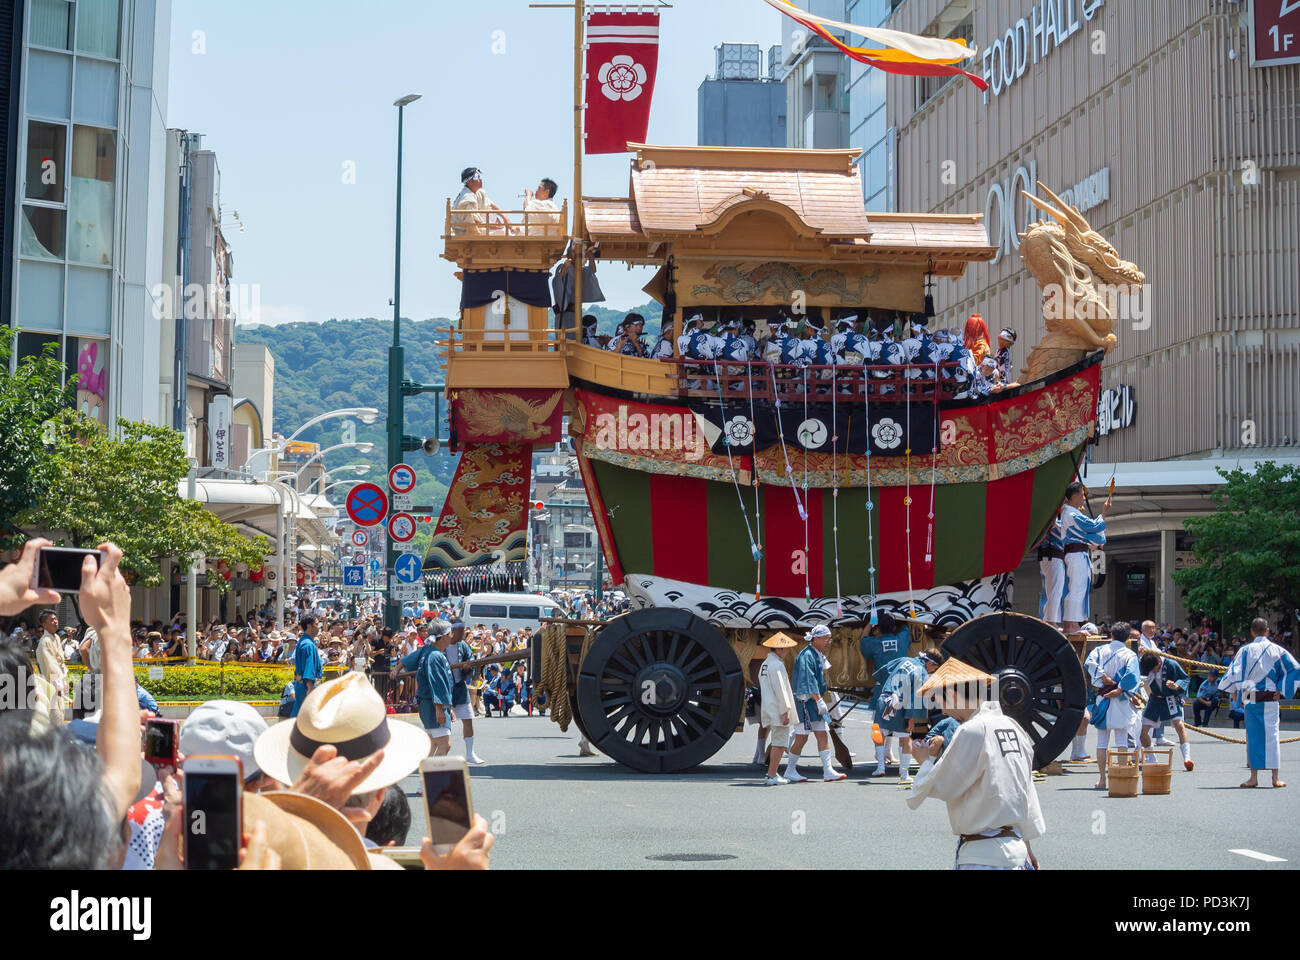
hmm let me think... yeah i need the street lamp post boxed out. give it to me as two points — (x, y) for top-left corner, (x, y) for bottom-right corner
(245, 408), (379, 476)
(387, 93), (421, 633)
(290, 441), (376, 484)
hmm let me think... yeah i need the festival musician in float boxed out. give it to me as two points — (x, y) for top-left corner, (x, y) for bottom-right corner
(1219, 618), (1300, 789)
(649, 319), (675, 360)
(522, 177), (562, 236)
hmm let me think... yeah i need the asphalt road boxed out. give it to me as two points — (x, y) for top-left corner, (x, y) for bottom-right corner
(396, 711), (1299, 870)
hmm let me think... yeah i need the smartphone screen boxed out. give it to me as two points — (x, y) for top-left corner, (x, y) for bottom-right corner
(422, 766), (472, 846)
(144, 720), (176, 764)
(34, 548), (102, 593)
(184, 770), (242, 869)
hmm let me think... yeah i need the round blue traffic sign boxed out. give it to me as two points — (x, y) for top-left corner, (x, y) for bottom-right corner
(388, 464), (417, 494)
(346, 483), (389, 527)
(394, 553), (423, 584)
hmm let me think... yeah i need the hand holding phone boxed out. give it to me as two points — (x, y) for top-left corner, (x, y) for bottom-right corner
(420, 756), (474, 850)
(28, 546), (105, 595)
(182, 755), (243, 870)
(145, 718), (179, 768)
(0, 539), (61, 616)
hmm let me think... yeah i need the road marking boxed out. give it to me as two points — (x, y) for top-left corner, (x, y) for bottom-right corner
(1229, 849), (1287, 863)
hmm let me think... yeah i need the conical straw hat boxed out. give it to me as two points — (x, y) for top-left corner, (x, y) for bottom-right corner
(763, 632), (798, 649)
(919, 657), (994, 696)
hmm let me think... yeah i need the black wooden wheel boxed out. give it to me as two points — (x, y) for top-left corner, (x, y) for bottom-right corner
(575, 608), (744, 773)
(941, 612), (1088, 770)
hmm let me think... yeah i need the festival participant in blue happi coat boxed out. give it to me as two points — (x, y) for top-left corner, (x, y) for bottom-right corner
(1220, 619), (1300, 788)
(784, 625), (847, 783)
(1058, 481), (1112, 635)
(861, 612), (911, 767)
(1138, 651), (1193, 771)
(291, 616), (323, 718)
(419, 627), (456, 757)
(869, 646), (940, 783)
(1083, 621), (1143, 790)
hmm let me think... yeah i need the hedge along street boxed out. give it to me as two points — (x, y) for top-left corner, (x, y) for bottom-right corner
(65, 662), (349, 701)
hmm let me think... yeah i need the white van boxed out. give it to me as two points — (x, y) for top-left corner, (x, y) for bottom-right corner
(459, 592), (560, 633)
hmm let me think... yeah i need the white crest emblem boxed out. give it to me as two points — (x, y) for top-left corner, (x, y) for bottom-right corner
(797, 419), (828, 449)
(598, 55), (647, 102)
(871, 417), (903, 451)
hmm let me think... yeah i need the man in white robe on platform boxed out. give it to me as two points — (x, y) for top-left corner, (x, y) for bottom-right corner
(451, 167), (513, 236)
(523, 178), (563, 236)
(906, 658), (1044, 870)
(1220, 618), (1300, 788)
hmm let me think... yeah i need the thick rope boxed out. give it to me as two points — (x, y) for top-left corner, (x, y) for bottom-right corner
(537, 622), (570, 731)
(1180, 722), (1300, 746)
(1140, 648), (1230, 674)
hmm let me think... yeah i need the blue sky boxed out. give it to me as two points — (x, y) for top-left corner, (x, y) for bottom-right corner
(165, 0), (785, 326)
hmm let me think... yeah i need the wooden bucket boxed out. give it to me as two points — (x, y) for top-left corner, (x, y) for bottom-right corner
(1107, 748), (1141, 798)
(1141, 748), (1174, 795)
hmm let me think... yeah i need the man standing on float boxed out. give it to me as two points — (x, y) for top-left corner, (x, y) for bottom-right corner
(1059, 481), (1111, 635)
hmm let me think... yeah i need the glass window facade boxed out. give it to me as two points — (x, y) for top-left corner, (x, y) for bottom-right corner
(29, 0), (74, 50)
(9, 0), (125, 431)
(846, 0), (896, 211)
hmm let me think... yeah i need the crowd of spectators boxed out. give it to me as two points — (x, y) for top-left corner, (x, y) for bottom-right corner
(0, 539), (492, 871)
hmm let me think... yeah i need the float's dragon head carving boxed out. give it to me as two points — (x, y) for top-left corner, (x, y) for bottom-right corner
(1017, 182), (1146, 382)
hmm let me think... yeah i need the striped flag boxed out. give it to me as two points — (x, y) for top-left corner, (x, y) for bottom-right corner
(763, 0), (989, 92)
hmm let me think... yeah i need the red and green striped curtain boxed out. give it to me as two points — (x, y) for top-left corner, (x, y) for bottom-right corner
(591, 450), (1077, 595)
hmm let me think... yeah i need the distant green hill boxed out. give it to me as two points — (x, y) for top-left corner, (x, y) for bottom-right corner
(236, 307), (657, 552)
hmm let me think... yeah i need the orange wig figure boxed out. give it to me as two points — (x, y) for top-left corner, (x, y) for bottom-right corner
(964, 313), (992, 366)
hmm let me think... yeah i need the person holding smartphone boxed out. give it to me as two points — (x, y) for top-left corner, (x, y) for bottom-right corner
(292, 616), (324, 717)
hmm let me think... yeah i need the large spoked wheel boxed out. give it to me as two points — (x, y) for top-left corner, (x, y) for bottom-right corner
(575, 608), (744, 773)
(942, 612), (1088, 770)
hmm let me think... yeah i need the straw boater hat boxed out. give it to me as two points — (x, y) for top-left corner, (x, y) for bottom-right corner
(254, 672), (431, 794)
(918, 657), (995, 698)
(245, 792), (369, 870)
(762, 632), (798, 649)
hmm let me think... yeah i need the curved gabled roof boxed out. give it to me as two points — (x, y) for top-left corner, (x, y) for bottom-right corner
(627, 143), (871, 237)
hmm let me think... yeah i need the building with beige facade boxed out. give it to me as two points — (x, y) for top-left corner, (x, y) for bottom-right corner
(870, 0), (1300, 626)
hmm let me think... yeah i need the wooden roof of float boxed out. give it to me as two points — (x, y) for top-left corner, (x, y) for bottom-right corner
(584, 144), (997, 276)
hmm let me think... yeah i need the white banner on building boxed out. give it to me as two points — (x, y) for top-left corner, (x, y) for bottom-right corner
(208, 395), (233, 469)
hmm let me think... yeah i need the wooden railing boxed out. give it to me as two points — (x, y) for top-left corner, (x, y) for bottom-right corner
(438, 327), (565, 357)
(660, 358), (966, 402)
(443, 199), (569, 238)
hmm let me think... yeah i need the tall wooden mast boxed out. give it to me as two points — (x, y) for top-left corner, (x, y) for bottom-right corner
(572, 0), (585, 329)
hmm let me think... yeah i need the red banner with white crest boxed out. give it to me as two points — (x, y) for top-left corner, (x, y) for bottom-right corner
(584, 10), (660, 154)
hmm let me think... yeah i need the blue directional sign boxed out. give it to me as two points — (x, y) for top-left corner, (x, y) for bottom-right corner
(343, 566), (365, 587)
(394, 553), (423, 584)
(369, 558), (381, 573)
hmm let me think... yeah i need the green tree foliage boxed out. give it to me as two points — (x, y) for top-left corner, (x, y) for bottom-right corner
(1172, 462), (1300, 634)
(237, 308), (656, 520)
(26, 414), (268, 588)
(0, 329), (77, 546)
